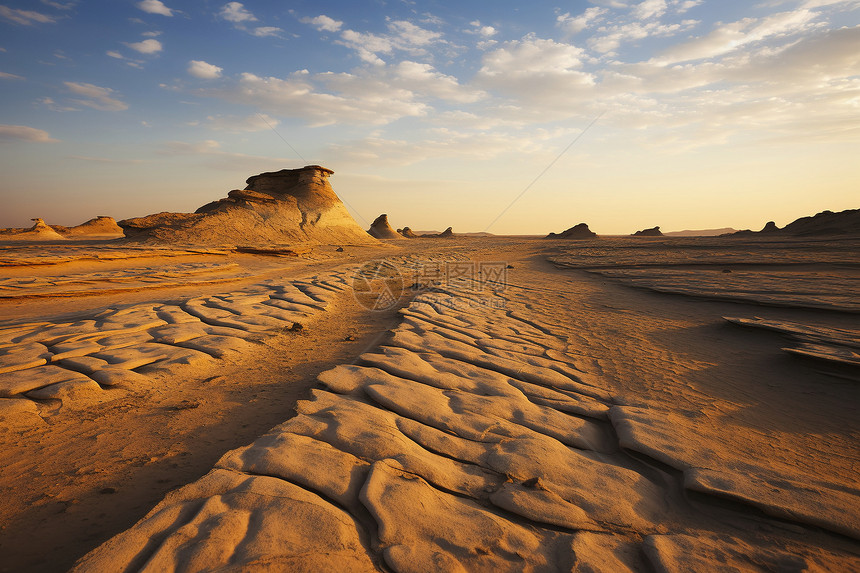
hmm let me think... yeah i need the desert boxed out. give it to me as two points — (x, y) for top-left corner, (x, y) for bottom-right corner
(1, 165), (858, 572)
(3, 2), (860, 571)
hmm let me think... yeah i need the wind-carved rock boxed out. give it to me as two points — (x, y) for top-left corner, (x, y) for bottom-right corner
(546, 223), (597, 239)
(119, 166), (375, 245)
(633, 226), (663, 237)
(368, 214), (400, 239)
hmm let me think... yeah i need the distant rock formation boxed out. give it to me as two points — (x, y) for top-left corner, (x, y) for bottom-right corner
(781, 209), (859, 236)
(367, 214), (400, 239)
(546, 223), (597, 239)
(0, 218), (68, 241)
(726, 208), (859, 238)
(120, 166), (375, 246)
(65, 216), (124, 237)
(632, 226), (663, 237)
(663, 228), (738, 237)
(420, 227), (454, 238)
(397, 227), (418, 238)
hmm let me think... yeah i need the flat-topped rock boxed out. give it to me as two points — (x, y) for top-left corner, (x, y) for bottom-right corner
(633, 226), (663, 237)
(119, 166), (376, 246)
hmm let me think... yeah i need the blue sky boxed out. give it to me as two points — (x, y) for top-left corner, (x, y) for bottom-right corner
(1, 0), (858, 234)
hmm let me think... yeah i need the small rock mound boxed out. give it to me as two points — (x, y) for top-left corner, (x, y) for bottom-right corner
(632, 226), (663, 237)
(546, 223), (597, 239)
(397, 227), (418, 238)
(760, 221), (780, 233)
(0, 218), (68, 241)
(420, 227), (454, 238)
(368, 214), (400, 239)
(65, 216), (124, 237)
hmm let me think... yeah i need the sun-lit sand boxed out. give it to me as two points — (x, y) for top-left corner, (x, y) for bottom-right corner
(0, 170), (858, 572)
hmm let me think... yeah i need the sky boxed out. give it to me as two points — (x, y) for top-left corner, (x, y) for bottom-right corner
(0, 0), (858, 235)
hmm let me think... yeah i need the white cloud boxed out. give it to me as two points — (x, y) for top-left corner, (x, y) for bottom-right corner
(301, 14), (343, 33)
(336, 20), (444, 65)
(253, 26), (282, 37)
(557, 7), (607, 35)
(589, 19), (698, 53)
(219, 2), (256, 23)
(466, 20), (497, 37)
(671, 0), (702, 14)
(124, 38), (163, 54)
(142, 30), (162, 37)
(64, 82), (128, 111)
(633, 0), (668, 20)
(0, 5), (55, 25)
(136, 0), (172, 17)
(106, 50), (123, 59)
(36, 96), (79, 111)
(188, 60), (223, 79)
(0, 71), (23, 80)
(657, 9), (819, 63)
(41, 1), (77, 9)
(206, 113), (279, 132)
(0, 124), (58, 143)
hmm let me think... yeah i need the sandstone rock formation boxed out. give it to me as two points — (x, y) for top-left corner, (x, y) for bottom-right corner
(65, 216), (124, 237)
(397, 227), (418, 238)
(120, 166), (375, 246)
(417, 227), (454, 238)
(781, 208), (859, 236)
(633, 226), (663, 237)
(0, 218), (68, 241)
(546, 223), (597, 239)
(367, 214), (400, 239)
(728, 209), (859, 238)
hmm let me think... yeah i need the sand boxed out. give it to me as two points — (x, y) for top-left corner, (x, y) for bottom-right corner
(1, 235), (858, 572)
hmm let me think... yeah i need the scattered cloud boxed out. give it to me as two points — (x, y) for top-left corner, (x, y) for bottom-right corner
(0, 124), (58, 143)
(106, 51), (124, 59)
(142, 30), (162, 37)
(336, 20), (444, 65)
(467, 20), (497, 37)
(657, 9), (820, 63)
(124, 38), (163, 54)
(41, 1), (77, 9)
(0, 5), (56, 25)
(37, 96), (79, 111)
(64, 82), (128, 111)
(136, 0), (172, 17)
(219, 2), (256, 24)
(633, 0), (668, 20)
(557, 7), (607, 35)
(301, 14), (343, 33)
(0, 71), (23, 80)
(252, 26), (282, 37)
(187, 59), (223, 79)
(206, 113), (279, 132)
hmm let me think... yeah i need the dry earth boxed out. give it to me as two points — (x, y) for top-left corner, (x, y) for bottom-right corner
(1, 236), (858, 572)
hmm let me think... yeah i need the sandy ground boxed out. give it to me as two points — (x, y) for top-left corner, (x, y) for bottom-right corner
(1, 236), (858, 572)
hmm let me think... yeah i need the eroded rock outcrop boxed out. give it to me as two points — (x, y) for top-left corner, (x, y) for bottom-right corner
(368, 214), (400, 239)
(0, 218), (67, 241)
(120, 166), (375, 246)
(397, 227), (418, 238)
(633, 226), (663, 237)
(65, 216), (124, 237)
(546, 223), (597, 239)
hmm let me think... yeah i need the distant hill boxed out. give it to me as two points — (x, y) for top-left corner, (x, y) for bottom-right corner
(664, 228), (738, 237)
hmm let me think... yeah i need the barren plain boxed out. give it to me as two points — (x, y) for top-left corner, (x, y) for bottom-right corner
(1, 234), (858, 572)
